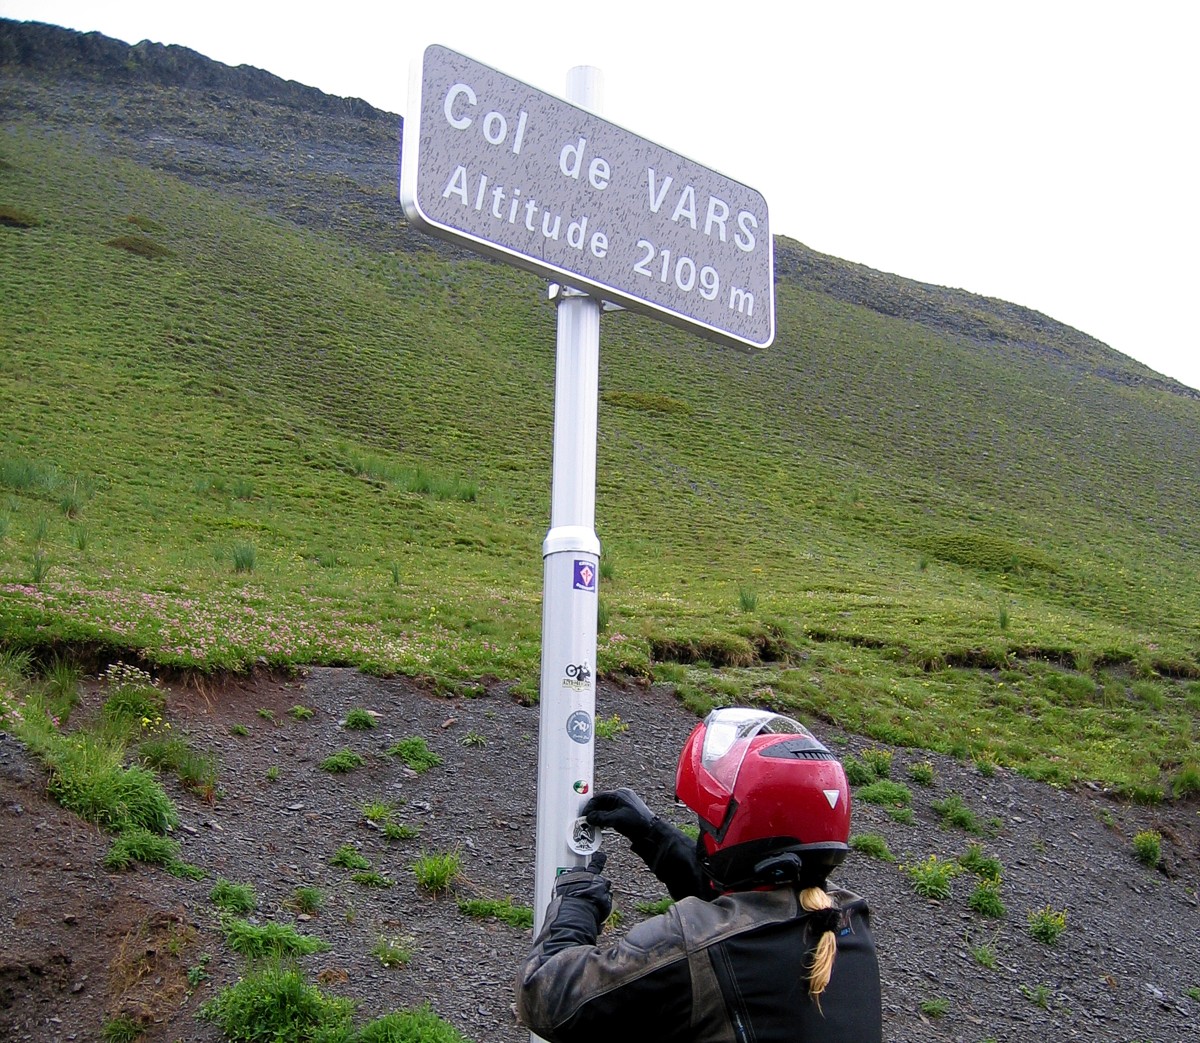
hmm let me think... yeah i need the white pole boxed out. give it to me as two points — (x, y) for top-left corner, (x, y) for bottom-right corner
(532, 66), (605, 941)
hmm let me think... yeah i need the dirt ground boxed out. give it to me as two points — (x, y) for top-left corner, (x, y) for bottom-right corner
(2, 667), (1198, 1042)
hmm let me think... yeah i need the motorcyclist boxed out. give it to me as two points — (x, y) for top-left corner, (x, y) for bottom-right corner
(517, 707), (883, 1043)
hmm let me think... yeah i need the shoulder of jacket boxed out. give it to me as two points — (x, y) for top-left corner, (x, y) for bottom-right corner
(671, 889), (801, 947)
(826, 886), (870, 911)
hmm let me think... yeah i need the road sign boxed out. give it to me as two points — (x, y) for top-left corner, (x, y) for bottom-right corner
(400, 45), (775, 350)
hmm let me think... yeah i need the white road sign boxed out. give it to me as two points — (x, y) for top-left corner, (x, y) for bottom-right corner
(400, 45), (775, 350)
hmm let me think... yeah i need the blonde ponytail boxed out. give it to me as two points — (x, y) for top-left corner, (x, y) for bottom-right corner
(799, 886), (839, 1008)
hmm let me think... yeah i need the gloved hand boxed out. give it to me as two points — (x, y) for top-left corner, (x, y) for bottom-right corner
(553, 850), (612, 924)
(584, 788), (656, 841)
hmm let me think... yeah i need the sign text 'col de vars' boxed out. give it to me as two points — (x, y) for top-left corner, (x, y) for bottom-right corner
(400, 45), (774, 350)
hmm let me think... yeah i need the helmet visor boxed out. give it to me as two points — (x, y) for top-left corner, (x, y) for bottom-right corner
(699, 707), (813, 797)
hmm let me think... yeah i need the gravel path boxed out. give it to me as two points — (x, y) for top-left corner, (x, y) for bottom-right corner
(2, 667), (1198, 1042)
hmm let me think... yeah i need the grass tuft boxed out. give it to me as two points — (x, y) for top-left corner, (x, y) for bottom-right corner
(412, 850), (463, 895)
(330, 844), (371, 870)
(388, 737), (443, 773)
(967, 878), (1007, 918)
(958, 843), (1003, 879)
(343, 708), (377, 730)
(849, 833), (896, 862)
(318, 749), (364, 773)
(1027, 904), (1068, 944)
(352, 871), (394, 888)
(49, 741), (178, 834)
(210, 879), (257, 914)
(383, 821), (421, 841)
(931, 793), (982, 834)
(221, 918), (330, 959)
(855, 780), (912, 807)
(355, 1004), (471, 1043)
(372, 935), (413, 967)
(103, 827), (181, 871)
(906, 760), (937, 786)
(1132, 830), (1162, 868)
(286, 886), (323, 915)
(231, 542), (257, 574)
(903, 855), (961, 900)
(594, 713), (628, 739)
(198, 964), (353, 1040)
(457, 896), (534, 928)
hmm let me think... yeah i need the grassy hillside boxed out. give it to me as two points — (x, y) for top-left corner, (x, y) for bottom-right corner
(2, 109), (1199, 797)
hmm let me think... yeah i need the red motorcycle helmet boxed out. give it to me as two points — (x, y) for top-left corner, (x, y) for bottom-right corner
(675, 708), (850, 889)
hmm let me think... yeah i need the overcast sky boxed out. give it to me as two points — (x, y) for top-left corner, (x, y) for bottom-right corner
(4, 0), (1197, 390)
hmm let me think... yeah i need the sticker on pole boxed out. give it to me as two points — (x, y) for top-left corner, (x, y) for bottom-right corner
(573, 560), (596, 592)
(562, 662), (591, 692)
(565, 710), (592, 744)
(567, 817), (601, 856)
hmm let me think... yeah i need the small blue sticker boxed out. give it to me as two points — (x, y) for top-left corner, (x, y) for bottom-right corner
(573, 560), (596, 592)
(566, 710), (592, 744)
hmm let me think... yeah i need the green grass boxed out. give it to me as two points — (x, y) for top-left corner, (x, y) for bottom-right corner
(330, 844), (371, 870)
(860, 748), (893, 778)
(919, 997), (949, 1018)
(2, 127), (1200, 800)
(633, 897), (676, 917)
(46, 736), (178, 834)
(903, 855), (961, 900)
(138, 734), (218, 798)
(855, 780), (912, 807)
(103, 827), (182, 871)
(967, 929), (1000, 969)
(198, 964), (353, 1041)
(318, 749), (364, 773)
(388, 737), (443, 773)
(412, 851), (463, 895)
(355, 1004), (472, 1043)
(221, 918), (330, 959)
(931, 793), (983, 834)
(958, 843), (1004, 880)
(371, 935), (413, 967)
(1132, 830), (1162, 868)
(594, 713), (628, 739)
(100, 1015), (144, 1043)
(361, 800), (393, 823)
(351, 871), (394, 888)
(457, 896), (535, 928)
(1020, 982), (1052, 1008)
(906, 760), (937, 786)
(286, 886), (323, 915)
(1027, 904), (1068, 944)
(967, 878), (1007, 919)
(849, 833), (896, 862)
(383, 821), (421, 841)
(343, 708), (377, 730)
(210, 878), (258, 914)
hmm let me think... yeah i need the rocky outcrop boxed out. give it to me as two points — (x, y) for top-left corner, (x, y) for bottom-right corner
(1, 17), (382, 120)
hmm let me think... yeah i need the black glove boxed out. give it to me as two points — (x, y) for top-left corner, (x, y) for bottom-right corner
(584, 788), (656, 841)
(553, 850), (612, 922)
(538, 851), (612, 957)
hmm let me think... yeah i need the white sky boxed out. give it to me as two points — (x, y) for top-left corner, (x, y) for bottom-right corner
(4, 0), (1197, 391)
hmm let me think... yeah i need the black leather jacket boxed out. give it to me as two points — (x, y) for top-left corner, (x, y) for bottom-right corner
(518, 820), (882, 1043)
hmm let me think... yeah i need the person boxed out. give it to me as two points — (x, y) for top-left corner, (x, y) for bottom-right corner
(517, 707), (882, 1043)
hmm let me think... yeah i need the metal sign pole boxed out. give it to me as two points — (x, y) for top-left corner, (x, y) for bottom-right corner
(532, 67), (604, 940)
